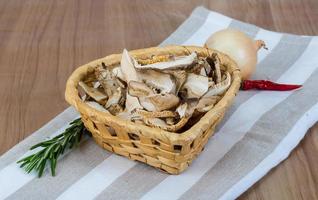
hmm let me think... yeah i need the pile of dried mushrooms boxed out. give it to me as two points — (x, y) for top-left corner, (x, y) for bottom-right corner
(78, 49), (231, 132)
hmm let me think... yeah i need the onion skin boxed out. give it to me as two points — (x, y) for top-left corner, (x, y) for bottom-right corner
(205, 29), (266, 80)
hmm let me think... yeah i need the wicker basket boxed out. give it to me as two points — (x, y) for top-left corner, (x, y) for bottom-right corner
(65, 45), (241, 174)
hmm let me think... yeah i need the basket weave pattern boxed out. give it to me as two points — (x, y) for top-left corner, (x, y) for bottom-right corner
(65, 46), (241, 174)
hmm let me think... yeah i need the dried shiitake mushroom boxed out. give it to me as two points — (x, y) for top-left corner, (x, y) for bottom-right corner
(80, 49), (231, 132)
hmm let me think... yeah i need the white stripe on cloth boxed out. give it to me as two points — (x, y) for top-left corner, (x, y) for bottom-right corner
(0, 165), (34, 200)
(220, 102), (318, 200)
(182, 11), (232, 45)
(140, 37), (318, 200)
(0, 117), (79, 200)
(56, 155), (136, 200)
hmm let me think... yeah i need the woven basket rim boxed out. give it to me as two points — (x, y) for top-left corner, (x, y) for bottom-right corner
(65, 45), (241, 143)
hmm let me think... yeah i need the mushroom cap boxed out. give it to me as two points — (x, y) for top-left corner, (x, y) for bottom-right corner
(139, 93), (180, 112)
(78, 81), (107, 103)
(139, 70), (176, 94)
(204, 71), (231, 97)
(125, 93), (143, 113)
(181, 73), (209, 99)
(128, 81), (154, 97)
(120, 49), (139, 83)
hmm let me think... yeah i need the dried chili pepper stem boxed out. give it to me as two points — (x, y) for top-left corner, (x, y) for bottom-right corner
(241, 80), (302, 91)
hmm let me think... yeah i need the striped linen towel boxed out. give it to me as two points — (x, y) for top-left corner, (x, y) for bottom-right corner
(1, 6), (317, 200)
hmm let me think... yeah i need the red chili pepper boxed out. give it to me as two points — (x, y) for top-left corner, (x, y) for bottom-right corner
(241, 80), (302, 91)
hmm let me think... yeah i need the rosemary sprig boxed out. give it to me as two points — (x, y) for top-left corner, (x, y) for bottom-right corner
(17, 118), (87, 177)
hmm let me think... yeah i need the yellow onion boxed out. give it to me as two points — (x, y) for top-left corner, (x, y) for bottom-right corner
(205, 29), (266, 80)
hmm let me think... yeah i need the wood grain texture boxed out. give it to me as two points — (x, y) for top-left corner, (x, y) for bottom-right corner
(0, 0), (317, 199)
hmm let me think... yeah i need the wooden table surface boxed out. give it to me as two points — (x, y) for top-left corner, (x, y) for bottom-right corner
(0, 0), (317, 199)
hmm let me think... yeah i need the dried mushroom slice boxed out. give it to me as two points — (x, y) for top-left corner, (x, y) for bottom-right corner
(92, 81), (100, 89)
(139, 93), (180, 112)
(104, 88), (125, 116)
(142, 101), (197, 131)
(105, 88), (124, 108)
(117, 111), (132, 120)
(120, 49), (139, 83)
(118, 49), (146, 113)
(195, 96), (221, 113)
(201, 58), (212, 76)
(204, 71), (231, 97)
(134, 52), (197, 70)
(166, 117), (175, 125)
(137, 54), (172, 65)
(78, 81), (107, 104)
(207, 53), (222, 83)
(78, 82), (87, 101)
(107, 104), (124, 116)
(139, 70), (176, 94)
(176, 103), (188, 118)
(125, 93), (143, 113)
(143, 118), (168, 127)
(128, 81), (155, 97)
(115, 63), (177, 94)
(81, 94), (87, 101)
(163, 70), (187, 94)
(186, 57), (205, 75)
(112, 66), (125, 81)
(208, 78), (215, 87)
(95, 65), (120, 97)
(143, 116), (191, 132)
(200, 67), (207, 76)
(181, 73), (209, 99)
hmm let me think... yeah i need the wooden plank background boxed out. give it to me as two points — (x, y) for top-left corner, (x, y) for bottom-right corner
(0, 0), (317, 199)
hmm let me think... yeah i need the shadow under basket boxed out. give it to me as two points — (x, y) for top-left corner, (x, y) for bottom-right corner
(65, 45), (241, 174)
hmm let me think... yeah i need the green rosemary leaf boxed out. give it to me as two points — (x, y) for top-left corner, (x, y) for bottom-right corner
(54, 144), (62, 153)
(50, 157), (57, 176)
(30, 139), (56, 150)
(26, 156), (41, 173)
(19, 161), (30, 168)
(29, 149), (46, 163)
(38, 160), (46, 178)
(61, 136), (69, 149)
(17, 118), (87, 178)
(68, 136), (76, 149)
(43, 144), (57, 159)
(17, 154), (34, 163)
